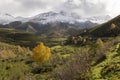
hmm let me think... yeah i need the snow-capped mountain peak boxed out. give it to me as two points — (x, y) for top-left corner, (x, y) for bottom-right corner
(0, 13), (28, 24)
(86, 15), (111, 23)
(0, 13), (15, 24)
(29, 11), (79, 24)
(0, 11), (112, 25)
(29, 11), (112, 24)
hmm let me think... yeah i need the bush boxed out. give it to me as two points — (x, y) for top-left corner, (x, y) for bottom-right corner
(53, 48), (91, 80)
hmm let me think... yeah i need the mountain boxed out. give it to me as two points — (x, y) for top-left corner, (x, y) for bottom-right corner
(7, 22), (80, 36)
(15, 16), (28, 22)
(29, 11), (80, 24)
(0, 11), (112, 37)
(83, 15), (111, 23)
(0, 11), (97, 36)
(0, 11), (111, 25)
(87, 15), (120, 37)
(2, 21), (98, 36)
(29, 11), (111, 24)
(0, 13), (15, 24)
(0, 13), (26, 24)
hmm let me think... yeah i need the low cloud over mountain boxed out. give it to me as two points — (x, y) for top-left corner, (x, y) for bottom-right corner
(0, 0), (119, 17)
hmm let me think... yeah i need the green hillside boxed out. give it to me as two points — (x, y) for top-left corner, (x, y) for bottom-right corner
(0, 28), (40, 48)
(91, 43), (120, 79)
(0, 28), (68, 48)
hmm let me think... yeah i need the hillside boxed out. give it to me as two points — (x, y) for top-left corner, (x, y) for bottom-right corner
(88, 15), (120, 37)
(91, 41), (120, 79)
(0, 21), (97, 36)
(0, 28), (39, 47)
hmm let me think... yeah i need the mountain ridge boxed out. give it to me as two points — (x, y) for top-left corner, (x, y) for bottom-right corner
(0, 11), (112, 25)
(84, 15), (120, 37)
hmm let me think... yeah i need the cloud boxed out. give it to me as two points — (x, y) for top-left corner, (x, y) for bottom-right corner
(15, 0), (46, 9)
(0, 0), (119, 17)
(15, 0), (67, 10)
(13, 0), (66, 17)
(80, 0), (108, 16)
(54, 0), (108, 17)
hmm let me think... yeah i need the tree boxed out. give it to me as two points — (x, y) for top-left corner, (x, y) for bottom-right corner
(96, 38), (104, 49)
(110, 23), (120, 36)
(110, 23), (116, 29)
(94, 38), (106, 64)
(32, 42), (51, 62)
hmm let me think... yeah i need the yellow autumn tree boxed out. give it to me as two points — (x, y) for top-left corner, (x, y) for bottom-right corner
(32, 42), (51, 62)
(110, 23), (116, 29)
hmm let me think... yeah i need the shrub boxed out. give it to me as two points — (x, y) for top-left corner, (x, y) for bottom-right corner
(94, 38), (106, 63)
(53, 48), (91, 80)
(0, 42), (32, 59)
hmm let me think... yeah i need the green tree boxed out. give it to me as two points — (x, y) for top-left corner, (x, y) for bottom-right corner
(94, 38), (106, 64)
(96, 38), (104, 49)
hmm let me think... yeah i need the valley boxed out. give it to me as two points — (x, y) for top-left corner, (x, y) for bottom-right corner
(0, 7), (120, 80)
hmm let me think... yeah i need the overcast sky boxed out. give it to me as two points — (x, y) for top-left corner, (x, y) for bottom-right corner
(0, 0), (119, 17)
